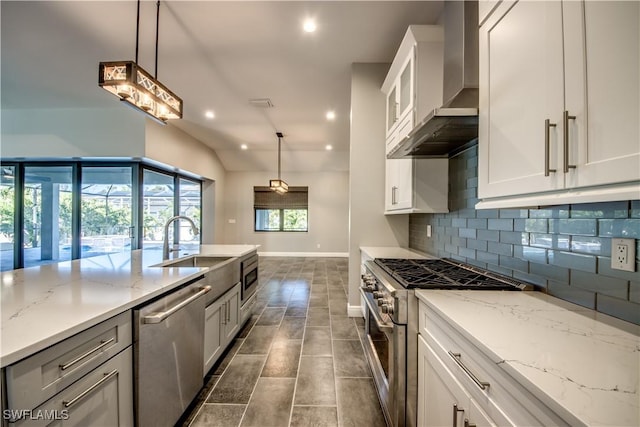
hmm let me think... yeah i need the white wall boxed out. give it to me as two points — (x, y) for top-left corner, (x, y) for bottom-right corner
(1, 108), (145, 158)
(222, 171), (349, 255)
(145, 120), (227, 243)
(348, 63), (409, 313)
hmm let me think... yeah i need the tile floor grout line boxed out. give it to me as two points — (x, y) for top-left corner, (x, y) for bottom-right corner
(237, 271), (290, 427)
(286, 269), (311, 427)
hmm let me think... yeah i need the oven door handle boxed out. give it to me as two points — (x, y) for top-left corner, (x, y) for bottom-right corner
(360, 289), (394, 333)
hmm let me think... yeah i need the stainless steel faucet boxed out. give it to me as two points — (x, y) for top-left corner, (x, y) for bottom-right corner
(162, 215), (200, 260)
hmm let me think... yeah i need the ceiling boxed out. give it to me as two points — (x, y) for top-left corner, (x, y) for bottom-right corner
(1, 1), (443, 172)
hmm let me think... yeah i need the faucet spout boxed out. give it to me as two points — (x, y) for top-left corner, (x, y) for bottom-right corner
(162, 215), (200, 260)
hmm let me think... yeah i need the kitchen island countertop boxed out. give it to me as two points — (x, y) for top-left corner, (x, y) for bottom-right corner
(0, 245), (259, 367)
(416, 290), (640, 427)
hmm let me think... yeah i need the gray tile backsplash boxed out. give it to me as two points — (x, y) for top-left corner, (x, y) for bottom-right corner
(409, 145), (640, 326)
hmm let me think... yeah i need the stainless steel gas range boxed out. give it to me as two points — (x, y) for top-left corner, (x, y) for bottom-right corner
(360, 257), (532, 427)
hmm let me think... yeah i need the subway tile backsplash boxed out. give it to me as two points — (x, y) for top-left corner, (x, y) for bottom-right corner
(409, 146), (640, 326)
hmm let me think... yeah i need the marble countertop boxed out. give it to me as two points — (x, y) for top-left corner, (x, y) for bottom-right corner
(360, 246), (434, 260)
(416, 290), (640, 426)
(0, 245), (259, 367)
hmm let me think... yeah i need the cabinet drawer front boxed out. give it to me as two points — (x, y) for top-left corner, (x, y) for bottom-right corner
(6, 311), (132, 411)
(10, 347), (133, 427)
(419, 302), (569, 426)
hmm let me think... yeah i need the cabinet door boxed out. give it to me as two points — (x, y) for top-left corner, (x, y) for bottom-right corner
(418, 335), (495, 427)
(563, 0), (640, 188)
(479, 0), (565, 199)
(398, 51), (414, 122)
(222, 286), (240, 342)
(13, 348), (134, 427)
(385, 159), (413, 211)
(387, 86), (398, 135)
(204, 298), (224, 375)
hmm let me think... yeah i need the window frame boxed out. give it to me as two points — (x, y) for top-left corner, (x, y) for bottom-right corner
(0, 160), (203, 270)
(253, 186), (308, 233)
(254, 207), (309, 232)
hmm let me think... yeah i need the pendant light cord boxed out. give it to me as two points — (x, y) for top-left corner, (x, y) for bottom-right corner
(155, 0), (160, 79)
(277, 135), (282, 180)
(134, 0), (160, 78)
(135, 0), (140, 63)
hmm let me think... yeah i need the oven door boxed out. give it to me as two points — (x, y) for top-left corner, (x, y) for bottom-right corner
(361, 289), (406, 427)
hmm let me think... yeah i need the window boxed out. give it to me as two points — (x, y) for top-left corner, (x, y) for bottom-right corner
(254, 186), (308, 232)
(0, 161), (202, 270)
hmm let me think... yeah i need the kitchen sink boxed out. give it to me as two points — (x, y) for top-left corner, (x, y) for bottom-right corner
(160, 256), (232, 268)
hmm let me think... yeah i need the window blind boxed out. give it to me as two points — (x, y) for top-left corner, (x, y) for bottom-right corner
(254, 186), (308, 209)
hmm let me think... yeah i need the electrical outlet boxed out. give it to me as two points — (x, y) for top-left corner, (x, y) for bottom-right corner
(611, 238), (636, 272)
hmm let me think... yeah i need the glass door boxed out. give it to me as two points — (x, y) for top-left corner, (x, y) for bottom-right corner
(178, 178), (201, 249)
(80, 166), (133, 258)
(142, 169), (175, 250)
(23, 166), (73, 268)
(0, 166), (16, 271)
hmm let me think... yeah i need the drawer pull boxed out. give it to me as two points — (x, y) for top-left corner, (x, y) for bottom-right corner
(59, 338), (115, 371)
(62, 369), (118, 408)
(448, 351), (490, 390)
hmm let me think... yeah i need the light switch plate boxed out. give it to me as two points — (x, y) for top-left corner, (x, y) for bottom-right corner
(611, 238), (636, 272)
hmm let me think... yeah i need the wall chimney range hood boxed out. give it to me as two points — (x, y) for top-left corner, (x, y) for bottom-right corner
(388, 1), (479, 159)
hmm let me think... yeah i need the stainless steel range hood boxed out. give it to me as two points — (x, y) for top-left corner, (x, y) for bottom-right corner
(388, 1), (479, 159)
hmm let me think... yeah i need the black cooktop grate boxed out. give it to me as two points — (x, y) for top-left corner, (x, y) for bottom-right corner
(374, 258), (529, 290)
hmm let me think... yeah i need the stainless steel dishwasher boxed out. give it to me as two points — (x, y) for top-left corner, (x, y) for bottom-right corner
(134, 277), (210, 427)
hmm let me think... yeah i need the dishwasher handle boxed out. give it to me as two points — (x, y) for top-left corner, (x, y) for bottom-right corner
(142, 285), (211, 324)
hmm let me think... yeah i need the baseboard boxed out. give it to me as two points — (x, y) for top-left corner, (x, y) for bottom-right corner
(347, 303), (364, 318)
(258, 251), (349, 258)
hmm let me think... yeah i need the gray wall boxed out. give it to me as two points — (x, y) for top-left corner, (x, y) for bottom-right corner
(347, 63), (410, 313)
(222, 171), (349, 255)
(409, 144), (640, 325)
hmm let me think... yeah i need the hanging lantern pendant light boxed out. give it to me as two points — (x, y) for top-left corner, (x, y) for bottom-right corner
(270, 132), (289, 194)
(98, 0), (183, 124)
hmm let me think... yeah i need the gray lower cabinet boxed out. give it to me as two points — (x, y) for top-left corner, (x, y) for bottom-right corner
(204, 282), (241, 376)
(3, 312), (133, 426)
(10, 348), (133, 427)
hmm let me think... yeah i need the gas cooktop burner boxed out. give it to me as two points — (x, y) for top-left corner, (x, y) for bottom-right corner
(374, 258), (530, 290)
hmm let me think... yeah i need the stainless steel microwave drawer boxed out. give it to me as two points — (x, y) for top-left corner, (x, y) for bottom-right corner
(6, 311), (132, 411)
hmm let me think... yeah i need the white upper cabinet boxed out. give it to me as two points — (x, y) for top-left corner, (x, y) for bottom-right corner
(478, 0), (640, 208)
(382, 25), (449, 214)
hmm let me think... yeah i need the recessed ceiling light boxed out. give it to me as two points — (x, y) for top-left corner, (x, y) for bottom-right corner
(325, 145), (333, 151)
(205, 111), (215, 119)
(241, 144), (248, 150)
(326, 110), (336, 121)
(303, 18), (317, 33)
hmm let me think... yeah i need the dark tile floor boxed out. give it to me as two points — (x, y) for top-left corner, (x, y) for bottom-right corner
(180, 257), (386, 427)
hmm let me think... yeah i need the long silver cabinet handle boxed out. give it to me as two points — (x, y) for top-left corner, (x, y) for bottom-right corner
(59, 337), (115, 371)
(563, 110), (577, 173)
(221, 300), (227, 325)
(143, 286), (211, 324)
(448, 351), (490, 390)
(544, 119), (557, 176)
(63, 369), (118, 408)
(452, 403), (463, 427)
